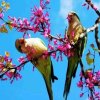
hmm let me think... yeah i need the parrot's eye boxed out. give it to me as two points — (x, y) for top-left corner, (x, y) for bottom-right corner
(19, 38), (25, 45)
(20, 40), (24, 44)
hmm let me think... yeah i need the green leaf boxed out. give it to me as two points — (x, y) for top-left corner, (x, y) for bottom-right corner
(7, 21), (13, 30)
(0, 55), (4, 63)
(86, 53), (94, 65)
(0, 25), (8, 33)
(0, 8), (3, 13)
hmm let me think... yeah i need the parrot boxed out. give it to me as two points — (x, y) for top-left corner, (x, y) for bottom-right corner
(15, 38), (58, 100)
(63, 11), (87, 100)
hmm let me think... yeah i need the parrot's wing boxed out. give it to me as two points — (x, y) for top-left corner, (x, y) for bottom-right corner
(38, 38), (58, 82)
(38, 38), (47, 47)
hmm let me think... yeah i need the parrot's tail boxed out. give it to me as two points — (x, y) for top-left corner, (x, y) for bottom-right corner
(63, 55), (79, 100)
(63, 75), (72, 100)
(43, 75), (53, 100)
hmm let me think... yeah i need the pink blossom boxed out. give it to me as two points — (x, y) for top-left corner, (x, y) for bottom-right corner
(44, 32), (49, 37)
(86, 78), (94, 88)
(0, 13), (4, 18)
(82, 3), (87, 6)
(18, 56), (25, 63)
(89, 96), (93, 100)
(80, 93), (84, 97)
(96, 70), (100, 77)
(30, 3), (50, 35)
(77, 81), (83, 88)
(87, 71), (93, 79)
(65, 43), (71, 49)
(53, 40), (58, 45)
(79, 72), (84, 77)
(17, 67), (22, 71)
(8, 16), (17, 23)
(40, 0), (44, 8)
(6, 72), (14, 79)
(94, 92), (100, 97)
(43, 28), (50, 37)
(66, 49), (73, 57)
(34, 6), (43, 16)
(43, 50), (49, 55)
(51, 52), (56, 59)
(93, 6), (98, 11)
(48, 44), (54, 50)
(15, 73), (22, 80)
(78, 69), (100, 99)
(92, 76), (98, 83)
(57, 45), (65, 51)
(4, 56), (9, 62)
(33, 26), (39, 33)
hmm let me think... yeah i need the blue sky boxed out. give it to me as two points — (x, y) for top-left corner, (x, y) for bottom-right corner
(0, 0), (100, 100)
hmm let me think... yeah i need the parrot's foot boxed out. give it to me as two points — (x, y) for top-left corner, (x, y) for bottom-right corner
(52, 75), (58, 82)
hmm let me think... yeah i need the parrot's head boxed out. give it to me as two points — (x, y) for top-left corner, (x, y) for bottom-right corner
(67, 11), (80, 23)
(15, 38), (25, 53)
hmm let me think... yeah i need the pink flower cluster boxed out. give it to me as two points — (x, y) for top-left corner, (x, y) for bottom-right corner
(8, 16), (32, 32)
(18, 56), (26, 63)
(47, 37), (73, 61)
(30, 0), (50, 36)
(0, 13), (4, 18)
(77, 70), (100, 99)
(82, 1), (98, 11)
(8, 0), (50, 38)
(0, 55), (22, 83)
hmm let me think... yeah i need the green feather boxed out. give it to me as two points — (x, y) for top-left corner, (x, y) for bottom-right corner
(15, 38), (58, 100)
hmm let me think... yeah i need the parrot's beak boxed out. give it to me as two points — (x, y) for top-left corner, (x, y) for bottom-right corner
(67, 13), (73, 22)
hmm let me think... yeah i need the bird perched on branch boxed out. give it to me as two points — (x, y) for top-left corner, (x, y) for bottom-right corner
(63, 11), (87, 100)
(15, 38), (58, 100)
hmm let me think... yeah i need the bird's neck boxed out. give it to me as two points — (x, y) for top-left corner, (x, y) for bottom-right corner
(69, 20), (80, 29)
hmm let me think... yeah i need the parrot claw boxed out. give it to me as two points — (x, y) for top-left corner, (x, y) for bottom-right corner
(52, 75), (58, 82)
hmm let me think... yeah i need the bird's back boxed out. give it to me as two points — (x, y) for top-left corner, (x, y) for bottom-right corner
(25, 38), (47, 58)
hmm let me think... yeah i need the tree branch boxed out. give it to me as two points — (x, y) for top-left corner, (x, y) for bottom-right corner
(85, 0), (100, 16)
(80, 17), (100, 38)
(95, 17), (100, 55)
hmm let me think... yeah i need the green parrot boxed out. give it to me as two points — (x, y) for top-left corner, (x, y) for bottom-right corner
(63, 12), (87, 100)
(15, 38), (58, 100)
